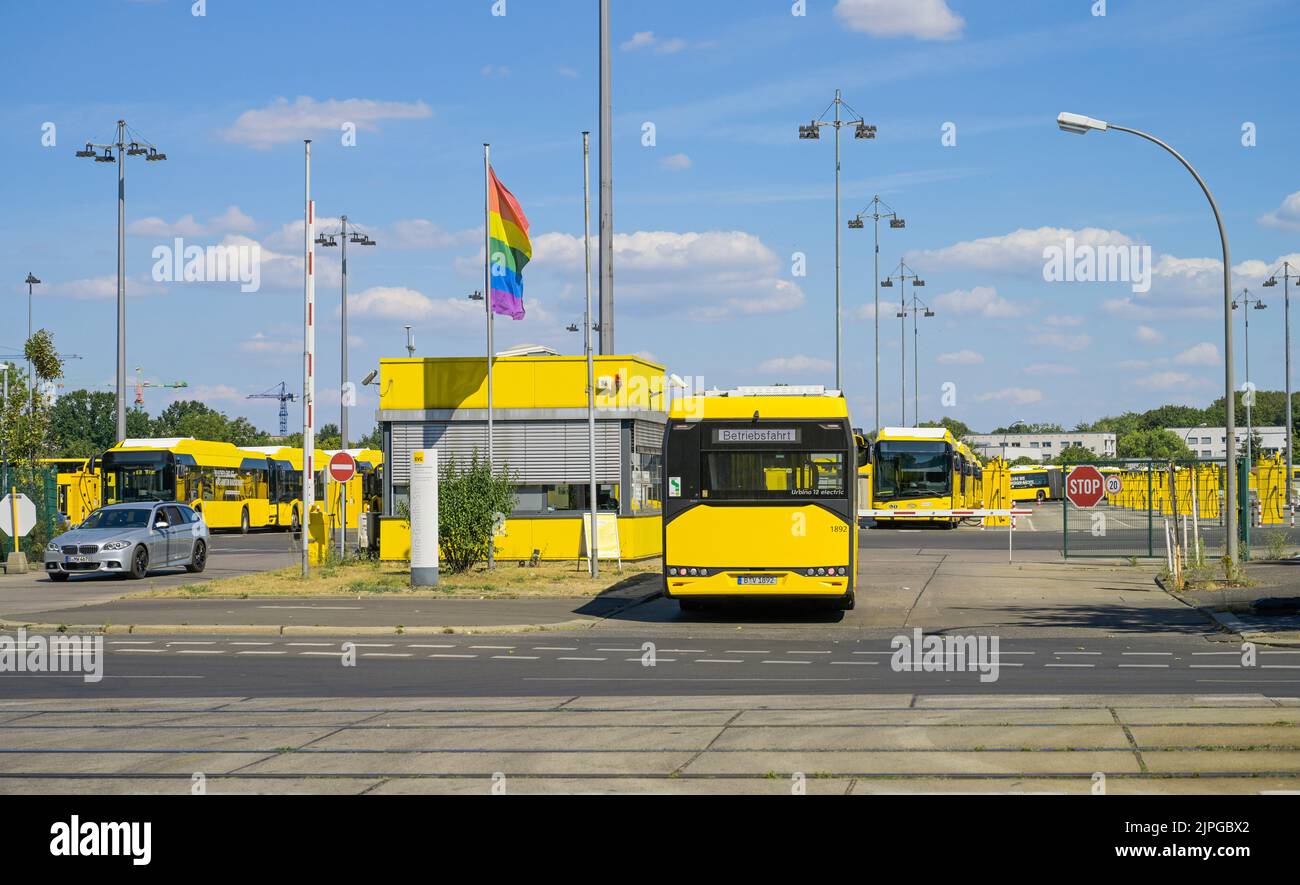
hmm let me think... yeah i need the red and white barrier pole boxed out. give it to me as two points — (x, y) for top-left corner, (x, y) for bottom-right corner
(301, 140), (315, 577)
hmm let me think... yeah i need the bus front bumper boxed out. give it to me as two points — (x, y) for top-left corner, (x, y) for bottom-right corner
(665, 568), (851, 599)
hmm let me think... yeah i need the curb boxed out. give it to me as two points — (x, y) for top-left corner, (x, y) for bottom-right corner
(0, 617), (600, 637)
(1200, 610), (1300, 648)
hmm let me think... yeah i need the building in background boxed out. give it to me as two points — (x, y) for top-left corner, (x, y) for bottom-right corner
(1167, 426), (1288, 460)
(966, 432), (1117, 463)
(375, 348), (667, 562)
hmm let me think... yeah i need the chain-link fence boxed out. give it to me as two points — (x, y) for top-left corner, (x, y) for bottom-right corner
(0, 463), (59, 561)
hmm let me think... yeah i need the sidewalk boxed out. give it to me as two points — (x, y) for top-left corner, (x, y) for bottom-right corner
(1177, 561), (1300, 646)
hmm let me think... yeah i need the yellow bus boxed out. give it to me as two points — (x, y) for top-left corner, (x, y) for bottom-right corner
(662, 385), (860, 611)
(871, 427), (985, 526)
(101, 438), (310, 532)
(41, 458), (103, 526)
(1008, 465), (1063, 504)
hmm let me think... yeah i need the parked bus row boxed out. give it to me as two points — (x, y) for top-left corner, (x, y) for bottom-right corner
(42, 438), (383, 533)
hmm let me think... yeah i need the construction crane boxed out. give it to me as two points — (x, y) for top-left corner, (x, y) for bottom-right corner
(247, 381), (296, 436)
(132, 366), (187, 407)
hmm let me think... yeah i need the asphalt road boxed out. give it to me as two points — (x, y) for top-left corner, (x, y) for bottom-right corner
(2, 630), (1293, 700)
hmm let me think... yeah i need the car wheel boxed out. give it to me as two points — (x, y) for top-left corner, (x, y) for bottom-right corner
(240, 508), (250, 535)
(186, 539), (207, 574)
(49, 572), (70, 583)
(129, 545), (149, 580)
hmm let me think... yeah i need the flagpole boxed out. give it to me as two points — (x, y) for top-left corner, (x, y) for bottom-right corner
(583, 131), (598, 579)
(484, 142), (495, 570)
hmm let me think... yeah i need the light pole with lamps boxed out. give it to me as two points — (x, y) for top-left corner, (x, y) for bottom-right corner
(22, 274), (39, 395)
(74, 121), (167, 445)
(1056, 111), (1239, 564)
(849, 197), (905, 437)
(898, 290), (936, 425)
(1232, 288), (1267, 470)
(1263, 263), (1296, 511)
(800, 91), (875, 391)
(881, 259), (925, 425)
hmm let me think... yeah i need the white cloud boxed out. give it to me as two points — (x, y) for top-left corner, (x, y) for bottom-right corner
(481, 65), (511, 79)
(221, 97), (432, 149)
(1136, 371), (1197, 391)
(1173, 342), (1221, 366)
(240, 333), (298, 356)
(834, 0), (964, 40)
(128, 205), (256, 238)
(932, 285), (1024, 318)
(936, 349), (984, 365)
(975, 387), (1043, 405)
(346, 286), (556, 330)
(386, 220), (480, 250)
(1043, 314), (1083, 327)
(912, 226), (1134, 276)
(758, 355), (834, 374)
(557, 66), (579, 79)
(1260, 190), (1300, 230)
(660, 153), (692, 171)
(1024, 363), (1078, 376)
(40, 274), (165, 300)
(1135, 325), (1163, 343)
(524, 229), (805, 321)
(620, 31), (688, 53)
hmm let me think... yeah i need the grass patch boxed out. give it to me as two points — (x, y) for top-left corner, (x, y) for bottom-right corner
(129, 556), (662, 599)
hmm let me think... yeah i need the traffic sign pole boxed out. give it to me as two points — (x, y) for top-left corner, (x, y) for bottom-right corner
(8, 487), (16, 554)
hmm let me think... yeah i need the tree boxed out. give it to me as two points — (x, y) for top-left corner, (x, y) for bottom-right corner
(1138, 404), (1209, 430)
(0, 330), (64, 468)
(1010, 456), (1039, 466)
(1055, 445), (1099, 466)
(1117, 428), (1194, 461)
(437, 453), (516, 573)
(991, 422), (1062, 434)
(919, 417), (974, 440)
(49, 390), (117, 457)
(315, 423), (342, 449)
(355, 426), (382, 450)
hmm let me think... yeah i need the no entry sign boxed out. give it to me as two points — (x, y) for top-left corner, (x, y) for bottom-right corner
(1065, 465), (1105, 508)
(328, 451), (357, 483)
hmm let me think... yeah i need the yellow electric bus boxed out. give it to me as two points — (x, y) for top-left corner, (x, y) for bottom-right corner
(101, 438), (309, 532)
(1008, 465), (1063, 503)
(41, 458), (102, 526)
(871, 426), (985, 526)
(662, 385), (861, 611)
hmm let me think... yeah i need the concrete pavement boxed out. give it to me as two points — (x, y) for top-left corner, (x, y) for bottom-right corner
(3, 693), (1299, 794)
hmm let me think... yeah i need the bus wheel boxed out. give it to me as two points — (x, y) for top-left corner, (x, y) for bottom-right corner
(240, 508), (250, 534)
(129, 546), (149, 580)
(291, 508), (300, 533)
(841, 591), (856, 610)
(678, 599), (704, 613)
(186, 540), (207, 574)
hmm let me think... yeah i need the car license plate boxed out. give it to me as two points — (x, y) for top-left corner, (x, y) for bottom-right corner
(65, 555), (89, 564)
(737, 576), (777, 586)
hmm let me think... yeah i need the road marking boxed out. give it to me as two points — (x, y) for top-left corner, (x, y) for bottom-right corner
(350, 643), (394, 648)
(831, 660), (877, 666)
(660, 649), (707, 653)
(112, 649), (166, 654)
(230, 642), (273, 647)
(1190, 665), (1241, 669)
(408, 644), (457, 649)
(724, 650), (771, 655)
(762, 660), (811, 665)
(300, 652), (345, 657)
(1119, 664), (1169, 669)
(1054, 651), (1101, 656)
(430, 654), (476, 659)
(1122, 652), (1173, 656)
(108, 640), (156, 645)
(176, 650), (226, 655)
(492, 655), (538, 660)
(362, 653), (412, 658)
(165, 641), (215, 646)
(236, 651), (286, 656)
(1262, 665), (1300, 669)
(472, 645), (515, 650)
(557, 657), (606, 662)
(624, 658), (677, 663)
(595, 647), (640, 652)
(257, 605), (363, 610)
(694, 659), (744, 664)
(787, 650), (832, 655)
(534, 647), (579, 652)
(1192, 652), (1239, 656)
(286, 642), (336, 647)
(1045, 663), (1094, 668)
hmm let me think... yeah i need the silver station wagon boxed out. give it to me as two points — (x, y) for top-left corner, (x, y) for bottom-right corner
(43, 502), (210, 581)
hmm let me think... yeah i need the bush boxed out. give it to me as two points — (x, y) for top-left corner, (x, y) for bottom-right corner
(437, 453), (515, 574)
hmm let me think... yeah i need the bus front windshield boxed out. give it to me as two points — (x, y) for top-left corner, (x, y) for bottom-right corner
(102, 453), (175, 503)
(702, 451), (846, 499)
(874, 441), (951, 500)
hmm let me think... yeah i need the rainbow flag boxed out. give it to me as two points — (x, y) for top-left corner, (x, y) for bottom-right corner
(488, 167), (531, 320)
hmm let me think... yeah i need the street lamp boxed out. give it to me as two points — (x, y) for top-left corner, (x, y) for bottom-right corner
(1263, 264), (1297, 511)
(850, 197), (905, 438)
(1056, 110), (1239, 563)
(74, 121), (167, 444)
(22, 273), (39, 396)
(800, 90), (875, 391)
(883, 260), (925, 425)
(315, 216), (376, 455)
(1233, 288), (1267, 469)
(1002, 419), (1027, 462)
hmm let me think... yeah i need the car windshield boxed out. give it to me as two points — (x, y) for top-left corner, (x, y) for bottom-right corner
(79, 508), (152, 530)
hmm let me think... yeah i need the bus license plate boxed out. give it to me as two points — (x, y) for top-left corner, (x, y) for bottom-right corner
(737, 576), (777, 586)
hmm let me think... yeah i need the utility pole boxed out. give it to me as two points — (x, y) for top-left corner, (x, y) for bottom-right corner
(23, 274), (39, 398)
(882, 260), (925, 424)
(1233, 288), (1267, 471)
(800, 91), (875, 391)
(75, 122), (166, 445)
(302, 140), (316, 578)
(583, 131), (598, 578)
(1264, 264), (1296, 511)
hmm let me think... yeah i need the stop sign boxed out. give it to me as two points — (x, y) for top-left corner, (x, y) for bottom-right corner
(1066, 465), (1105, 508)
(328, 451), (356, 483)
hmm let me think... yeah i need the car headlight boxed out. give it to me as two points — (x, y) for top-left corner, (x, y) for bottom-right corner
(102, 540), (132, 551)
(46, 541), (60, 552)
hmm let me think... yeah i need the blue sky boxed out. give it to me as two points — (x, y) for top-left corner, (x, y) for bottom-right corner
(3, 0), (1299, 436)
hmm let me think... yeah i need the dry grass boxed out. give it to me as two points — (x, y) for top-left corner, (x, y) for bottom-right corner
(130, 557), (662, 599)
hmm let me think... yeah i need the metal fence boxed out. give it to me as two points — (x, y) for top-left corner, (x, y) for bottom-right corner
(1061, 457), (1295, 560)
(0, 463), (59, 560)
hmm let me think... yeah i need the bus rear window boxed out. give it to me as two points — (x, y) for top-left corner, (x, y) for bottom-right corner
(701, 451), (845, 499)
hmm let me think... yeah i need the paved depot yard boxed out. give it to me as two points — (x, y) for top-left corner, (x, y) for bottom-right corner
(3, 530), (1299, 794)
